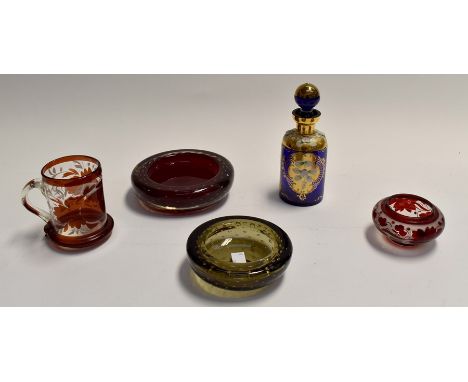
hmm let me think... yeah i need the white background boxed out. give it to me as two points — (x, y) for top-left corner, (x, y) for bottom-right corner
(1, 74), (467, 306)
(1, 1), (468, 380)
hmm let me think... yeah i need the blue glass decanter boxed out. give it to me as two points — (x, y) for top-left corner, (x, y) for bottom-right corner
(279, 83), (327, 206)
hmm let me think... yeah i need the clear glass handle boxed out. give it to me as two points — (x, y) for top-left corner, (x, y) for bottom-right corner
(21, 179), (51, 223)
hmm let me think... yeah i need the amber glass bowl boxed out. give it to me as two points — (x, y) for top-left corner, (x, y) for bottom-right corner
(131, 149), (234, 214)
(186, 216), (292, 296)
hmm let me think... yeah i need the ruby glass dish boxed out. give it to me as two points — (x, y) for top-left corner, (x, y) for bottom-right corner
(131, 149), (234, 214)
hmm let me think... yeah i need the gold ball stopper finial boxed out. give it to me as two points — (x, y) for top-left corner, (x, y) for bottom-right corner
(294, 83), (320, 111)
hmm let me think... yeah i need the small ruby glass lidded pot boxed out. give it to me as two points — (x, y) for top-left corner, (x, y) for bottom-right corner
(372, 193), (445, 246)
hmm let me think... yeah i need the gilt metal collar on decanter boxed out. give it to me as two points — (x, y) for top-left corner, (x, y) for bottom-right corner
(293, 83), (321, 135)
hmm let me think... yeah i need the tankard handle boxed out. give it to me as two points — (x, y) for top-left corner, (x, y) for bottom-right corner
(21, 179), (51, 223)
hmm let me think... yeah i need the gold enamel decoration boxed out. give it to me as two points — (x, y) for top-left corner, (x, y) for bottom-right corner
(283, 152), (326, 200)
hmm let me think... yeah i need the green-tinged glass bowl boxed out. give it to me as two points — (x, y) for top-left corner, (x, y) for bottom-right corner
(186, 216), (292, 297)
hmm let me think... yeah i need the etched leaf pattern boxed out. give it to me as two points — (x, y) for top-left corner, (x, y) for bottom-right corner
(43, 160), (103, 236)
(388, 197), (432, 218)
(47, 160), (97, 180)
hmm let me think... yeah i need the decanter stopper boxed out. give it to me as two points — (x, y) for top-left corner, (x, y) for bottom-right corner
(293, 83), (321, 134)
(294, 83), (320, 112)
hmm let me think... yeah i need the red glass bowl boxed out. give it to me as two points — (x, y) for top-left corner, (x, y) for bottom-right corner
(131, 149), (234, 214)
(372, 193), (445, 246)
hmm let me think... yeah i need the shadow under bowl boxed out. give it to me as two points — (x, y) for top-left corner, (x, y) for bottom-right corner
(131, 149), (234, 215)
